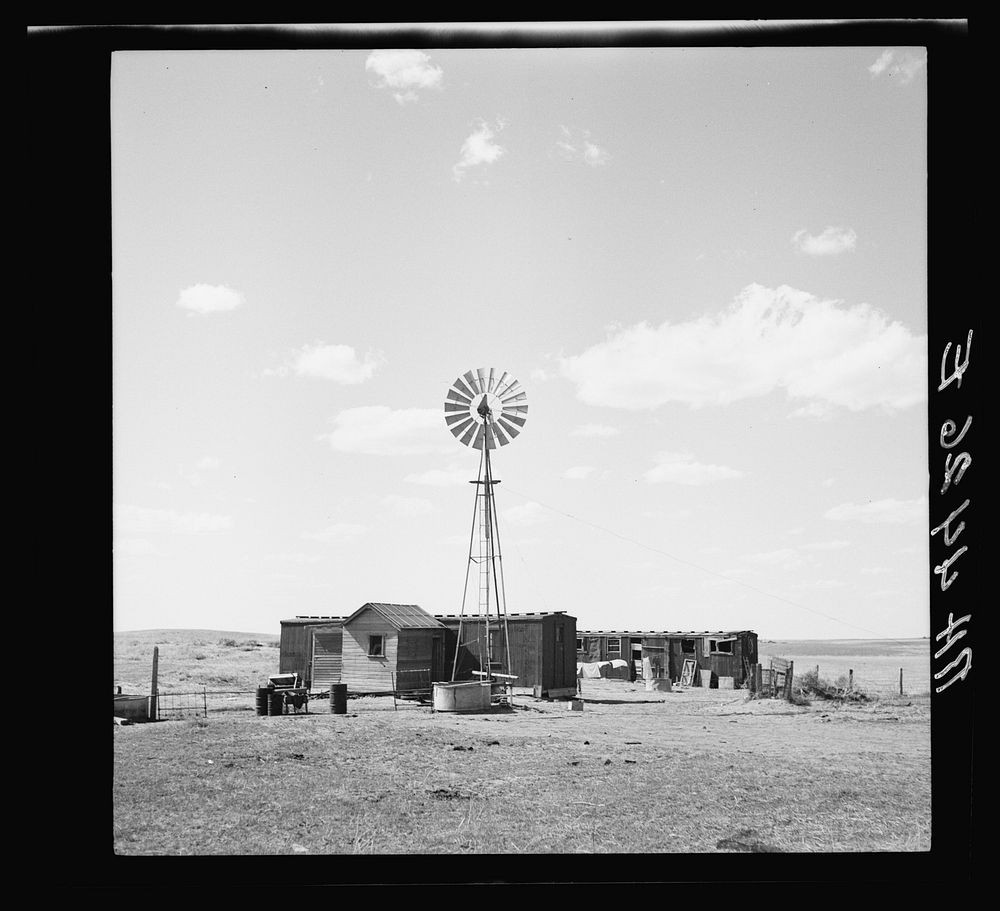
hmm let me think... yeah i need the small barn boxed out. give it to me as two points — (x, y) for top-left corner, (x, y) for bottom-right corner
(577, 629), (758, 687)
(341, 603), (448, 695)
(278, 616), (346, 690)
(436, 611), (578, 698)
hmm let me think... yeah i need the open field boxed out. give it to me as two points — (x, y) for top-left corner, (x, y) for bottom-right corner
(114, 631), (931, 856)
(759, 638), (931, 696)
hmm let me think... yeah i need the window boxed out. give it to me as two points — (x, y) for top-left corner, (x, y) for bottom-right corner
(606, 637), (621, 655)
(368, 634), (384, 657)
(576, 637), (584, 651)
(708, 638), (735, 655)
(681, 638), (696, 654)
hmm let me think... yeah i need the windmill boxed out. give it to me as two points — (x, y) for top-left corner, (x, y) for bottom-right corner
(444, 368), (527, 696)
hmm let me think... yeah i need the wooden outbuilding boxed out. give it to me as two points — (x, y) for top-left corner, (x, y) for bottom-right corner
(341, 602), (448, 695)
(436, 611), (577, 698)
(577, 629), (758, 687)
(278, 616), (346, 690)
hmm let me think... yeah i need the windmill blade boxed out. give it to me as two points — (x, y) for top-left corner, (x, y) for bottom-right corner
(491, 422), (511, 446)
(444, 402), (469, 414)
(494, 371), (512, 396)
(463, 370), (482, 395)
(487, 368), (496, 393)
(476, 368), (488, 393)
(446, 411), (473, 427)
(501, 389), (526, 404)
(497, 417), (521, 439)
(502, 402), (528, 415)
(459, 422), (478, 447)
(471, 425), (486, 450)
(501, 412), (527, 428)
(454, 375), (477, 399)
(449, 416), (475, 438)
(482, 424), (497, 449)
(447, 388), (472, 405)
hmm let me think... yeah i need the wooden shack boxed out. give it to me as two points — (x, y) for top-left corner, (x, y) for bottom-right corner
(577, 629), (758, 687)
(278, 616), (346, 690)
(341, 603), (447, 695)
(436, 611), (578, 698)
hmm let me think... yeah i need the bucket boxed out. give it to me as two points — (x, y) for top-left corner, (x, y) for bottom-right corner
(267, 691), (285, 716)
(330, 683), (347, 715)
(255, 686), (270, 716)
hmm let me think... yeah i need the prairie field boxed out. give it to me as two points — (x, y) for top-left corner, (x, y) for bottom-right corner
(113, 630), (932, 857)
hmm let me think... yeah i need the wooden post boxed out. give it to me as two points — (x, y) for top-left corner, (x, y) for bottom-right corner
(753, 663), (763, 695)
(784, 660), (794, 701)
(203, 686), (208, 717)
(899, 667), (904, 695)
(391, 673), (397, 711)
(848, 668), (854, 691)
(149, 646), (159, 721)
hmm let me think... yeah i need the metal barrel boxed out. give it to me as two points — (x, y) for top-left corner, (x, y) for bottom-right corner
(267, 691), (285, 716)
(255, 686), (270, 716)
(330, 683), (347, 715)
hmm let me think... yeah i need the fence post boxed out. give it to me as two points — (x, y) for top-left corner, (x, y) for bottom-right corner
(203, 686), (208, 717)
(899, 667), (904, 696)
(784, 660), (795, 701)
(848, 669), (854, 691)
(390, 673), (397, 711)
(150, 646), (159, 722)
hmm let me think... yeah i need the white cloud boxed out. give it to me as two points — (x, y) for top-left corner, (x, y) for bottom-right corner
(572, 423), (620, 438)
(404, 465), (472, 487)
(821, 477), (836, 488)
(868, 49), (926, 85)
(452, 119), (506, 182)
(381, 494), (436, 517)
(792, 226), (858, 256)
(175, 284), (244, 315)
(320, 406), (453, 456)
(559, 284), (926, 413)
(563, 466), (596, 480)
(644, 451), (744, 485)
(365, 49), (443, 103)
(556, 125), (610, 167)
(265, 341), (384, 384)
(824, 496), (927, 524)
(115, 504), (234, 535)
(503, 501), (548, 527)
(303, 523), (367, 545)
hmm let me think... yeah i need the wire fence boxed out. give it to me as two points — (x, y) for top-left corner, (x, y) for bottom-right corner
(143, 687), (432, 720)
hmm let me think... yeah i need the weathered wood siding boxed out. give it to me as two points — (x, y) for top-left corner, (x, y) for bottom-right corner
(279, 623), (311, 678)
(342, 610), (398, 692)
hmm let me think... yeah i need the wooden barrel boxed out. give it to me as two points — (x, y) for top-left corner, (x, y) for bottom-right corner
(267, 691), (285, 716)
(255, 687), (270, 716)
(330, 683), (347, 715)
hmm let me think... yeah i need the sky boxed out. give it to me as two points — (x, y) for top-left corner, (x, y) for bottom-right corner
(112, 44), (929, 639)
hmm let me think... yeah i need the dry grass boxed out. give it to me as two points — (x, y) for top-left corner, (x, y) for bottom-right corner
(114, 671), (931, 855)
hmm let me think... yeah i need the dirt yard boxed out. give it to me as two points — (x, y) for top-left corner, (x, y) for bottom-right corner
(113, 676), (930, 855)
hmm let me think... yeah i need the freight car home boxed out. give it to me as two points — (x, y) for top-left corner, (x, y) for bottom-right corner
(577, 630), (759, 687)
(435, 611), (578, 699)
(279, 608), (577, 698)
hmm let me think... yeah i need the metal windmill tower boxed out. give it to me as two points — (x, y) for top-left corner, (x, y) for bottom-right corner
(443, 368), (528, 686)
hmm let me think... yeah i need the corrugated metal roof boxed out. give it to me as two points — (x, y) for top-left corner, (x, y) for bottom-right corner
(346, 602), (445, 629)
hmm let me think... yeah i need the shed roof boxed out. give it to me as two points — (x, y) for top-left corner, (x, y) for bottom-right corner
(345, 602), (445, 629)
(434, 611), (570, 622)
(578, 630), (755, 638)
(282, 616), (346, 625)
